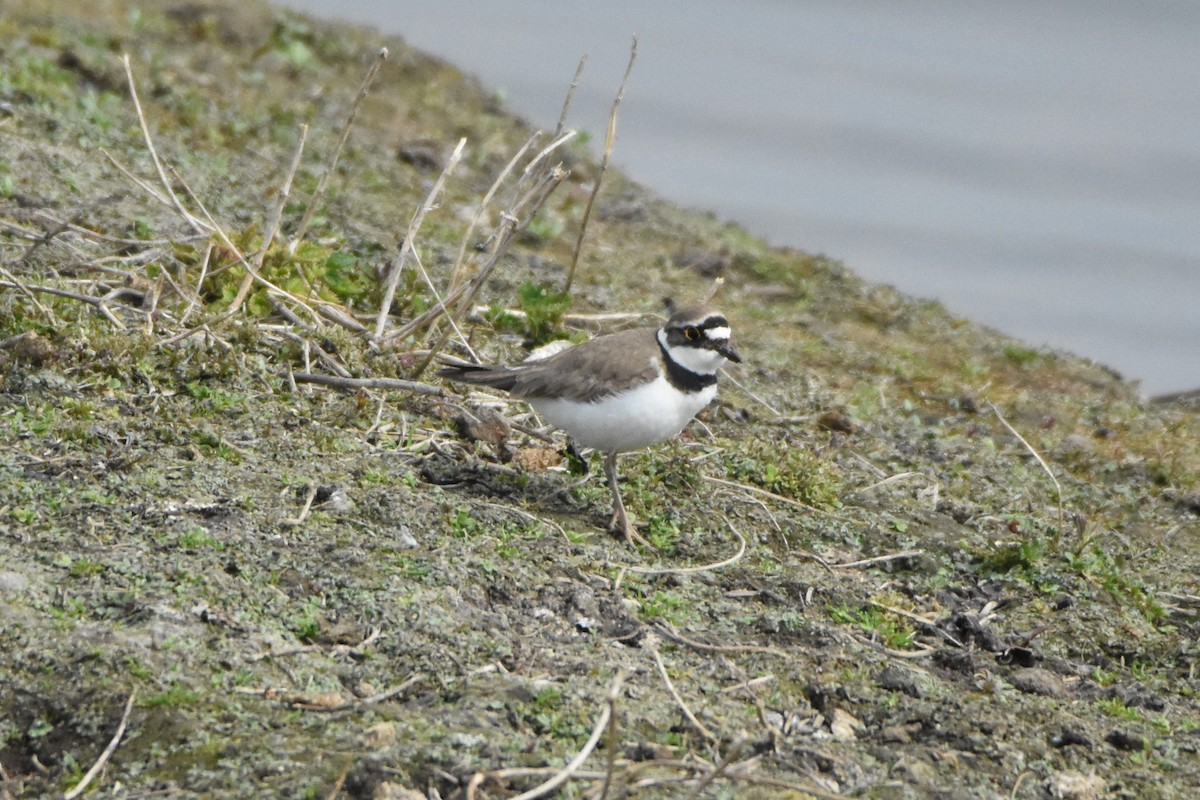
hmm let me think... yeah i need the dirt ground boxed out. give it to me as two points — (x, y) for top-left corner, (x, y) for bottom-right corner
(1, 2), (1198, 798)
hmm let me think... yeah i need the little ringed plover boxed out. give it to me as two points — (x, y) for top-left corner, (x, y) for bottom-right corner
(438, 307), (741, 546)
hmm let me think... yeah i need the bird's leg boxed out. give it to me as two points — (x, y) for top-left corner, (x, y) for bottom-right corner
(604, 451), (654, 549)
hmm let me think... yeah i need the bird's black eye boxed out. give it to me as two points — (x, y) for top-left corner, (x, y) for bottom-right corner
(684, 326), (700, 341)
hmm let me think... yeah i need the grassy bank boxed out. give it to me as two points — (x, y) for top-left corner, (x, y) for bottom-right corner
(1, 2), (1197, 798)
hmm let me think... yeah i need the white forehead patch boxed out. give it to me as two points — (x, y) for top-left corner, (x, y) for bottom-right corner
(705, 326), (731, 341)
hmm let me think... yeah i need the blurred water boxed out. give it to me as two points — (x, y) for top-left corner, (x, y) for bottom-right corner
(274, 0), (1200, 396)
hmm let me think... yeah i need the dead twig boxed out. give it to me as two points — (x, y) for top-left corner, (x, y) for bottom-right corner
(281, 484), (319, 528)
(168, 165), (321, 325)
(120, 54), (205, 233)
(323, 759), (354, 800)
(627, 520), (745, 576)
(718, 674), (775, 695)
(468, 671), (626, 800)
(830, 549), (924, 569)
(989, 401), (1066, 540)
(867, 600), (964, 648)
(565, 36), (637, 293)
(0, 280), (126, 329)
(702, 475), (856, 522)
(63, 689), (137, 800)
(358, 673), (423, 706)
(292, 371), (444, 396)
(447, 131), (542, 296)
(0, 264), (56, 322)
(373, 137), (466, 338)
(229, 122), (309, 312)
(410, 165), (568, 377)
(291, 46), (388, 252)
(651, 645), (718, 744)
(651, 620), (787, 659)
(687, 739), (748, 799)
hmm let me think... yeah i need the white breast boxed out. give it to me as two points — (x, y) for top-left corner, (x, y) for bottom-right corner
(530, 376), (717, 453)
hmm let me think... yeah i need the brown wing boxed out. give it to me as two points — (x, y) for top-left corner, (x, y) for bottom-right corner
(440, 328), (661, 403)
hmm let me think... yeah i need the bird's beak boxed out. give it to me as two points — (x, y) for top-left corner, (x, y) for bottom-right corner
(716, 341), (742, 363)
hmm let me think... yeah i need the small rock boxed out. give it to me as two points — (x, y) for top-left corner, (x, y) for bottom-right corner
(1108, 684), (1166, 711)
(1050, 728), (1091, 748)
(1056, 433), (1092, 457)
(6, 331), (56, 365)
(1173, 492), (1200, 516)
(394, 525), (418, 549)
(889, 755), (937, 784)
(373, 782), (425, 800)
(362, 722), (396, 750)
(396, 139), (444, 171)
(876, 664), (929, 698)
(932, 648), (975, 675)
(1009, 667), (1068, 698)
(1105, 729), (1146, 751)
(321, 486), (354, 513)
(0, 570), (31, 595)
(672, 247), (730, 278)
(817, 409), (854, 434)
(455, 406), (511, 448)
(1046, 770), (1105, 800)
(828, 708), (860, 741)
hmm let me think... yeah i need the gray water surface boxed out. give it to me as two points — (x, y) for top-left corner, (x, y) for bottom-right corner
(274, 0), (1200, 396)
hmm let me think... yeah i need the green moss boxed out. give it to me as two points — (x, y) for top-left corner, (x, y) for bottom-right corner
(725, 438), (842, 508)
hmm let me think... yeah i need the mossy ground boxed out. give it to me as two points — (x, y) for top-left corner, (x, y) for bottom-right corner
(1, 2), (1198, 799)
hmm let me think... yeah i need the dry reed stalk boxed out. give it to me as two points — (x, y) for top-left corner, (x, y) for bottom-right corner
(373, 137), (466, 338)
(290, 47), (389, 252)
(565, 36), (638, 293)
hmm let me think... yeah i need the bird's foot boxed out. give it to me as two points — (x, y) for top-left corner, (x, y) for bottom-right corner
(609, 506), (655, 550)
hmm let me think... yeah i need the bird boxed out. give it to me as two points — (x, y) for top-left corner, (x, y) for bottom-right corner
(438, 306), (741, 546)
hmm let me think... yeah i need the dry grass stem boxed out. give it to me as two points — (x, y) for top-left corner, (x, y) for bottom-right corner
(322, 759), (353, 800)
(167, 165), (321, 325)
(989, 401), (1066, 539)
(373, 136), (466, 338)
(686, 738), (747, 798)
(702, 475), (855, 522)
(0, 280), (126, 329)
(719, 369), (781, 417)
(290, 46), (388, 252)
(718, 675), (776, 695)
(830, 550), (924, 569)
(359, 673), (423, 705)
(854, 471), (932, 494)
(447, 131), (542, 293)
(651, 645), (718, 744)
(565, 36), (638, 293)
(121, 54), (205, 233)
(652, 621), (788, 659)
(0, 265), (55, 321)
(281, 484), (319, 528)
(867, 600), (964, 648)
(230, 122), (309, 312)
(600, 668), (619, 800)
(627, 521), (745, 576)
(292, 372), (444, 396)
(63, 689), (137, 800)
(469, 671), (625, 800)
(410, 166), (568, 376)
(553, 54), (588, 141)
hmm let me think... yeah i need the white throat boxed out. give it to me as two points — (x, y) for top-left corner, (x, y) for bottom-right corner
(657, 328), (728, 375)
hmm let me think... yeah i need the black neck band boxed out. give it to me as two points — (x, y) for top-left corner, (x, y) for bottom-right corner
(658, 339), (718, 393)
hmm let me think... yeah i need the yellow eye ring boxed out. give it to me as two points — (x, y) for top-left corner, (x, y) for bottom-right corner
(684, 326), (700, 341)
